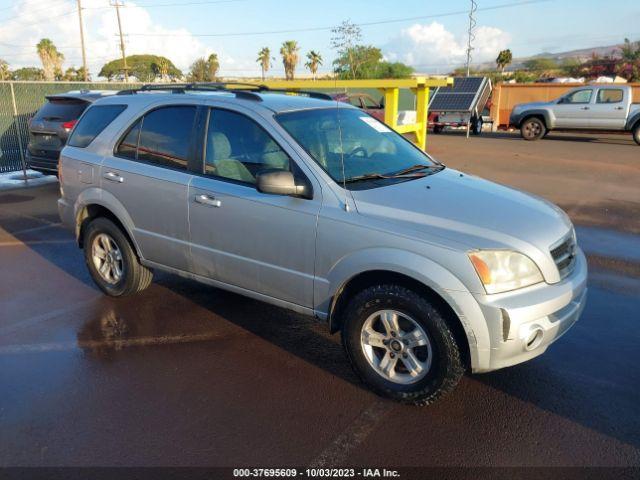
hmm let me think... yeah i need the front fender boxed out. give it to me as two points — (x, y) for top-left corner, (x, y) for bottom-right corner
(74, 188), (143, 257)
(319, 248), (489, 367)
(516, 109), (555, 129)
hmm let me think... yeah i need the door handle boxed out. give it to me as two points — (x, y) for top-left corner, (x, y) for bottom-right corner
(615, 106), (624, 110)
(103, 171), (124, 183)
(580, 106), (590, 110)
(194, 194), (222, 208)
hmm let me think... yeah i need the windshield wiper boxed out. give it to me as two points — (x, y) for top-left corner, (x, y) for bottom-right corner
(390, 164), (444, 176)
(344, 172), (427, 184)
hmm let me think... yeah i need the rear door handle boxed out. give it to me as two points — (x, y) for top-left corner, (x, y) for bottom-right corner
(615, 106), (624, 110)
(580, 106), (590, 110)
(103, 171), (124, 183)
(194, 194), (222, 208)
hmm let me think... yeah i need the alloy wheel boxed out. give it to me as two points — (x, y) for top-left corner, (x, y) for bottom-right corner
(360, 309), (433, 384)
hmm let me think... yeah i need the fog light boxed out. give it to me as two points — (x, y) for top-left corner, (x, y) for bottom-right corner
(525, 328), (544, 351)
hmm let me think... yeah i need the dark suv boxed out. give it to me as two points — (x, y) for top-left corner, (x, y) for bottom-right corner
(27, 91), (114, 174)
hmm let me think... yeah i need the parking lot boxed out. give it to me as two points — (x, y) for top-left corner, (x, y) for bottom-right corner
(1, 131), (639, 470)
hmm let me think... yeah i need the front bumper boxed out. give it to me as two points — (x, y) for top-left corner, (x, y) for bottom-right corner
(469, 248), (588, 373)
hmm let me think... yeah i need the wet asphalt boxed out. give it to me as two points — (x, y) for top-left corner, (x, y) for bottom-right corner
(0, 131), (639, 469)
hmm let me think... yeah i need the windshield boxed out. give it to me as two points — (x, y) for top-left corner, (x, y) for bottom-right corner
(276, 107), (441, 187)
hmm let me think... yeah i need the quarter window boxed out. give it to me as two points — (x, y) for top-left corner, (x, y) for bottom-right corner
(68, 105), (126, 148)
(204, 109), (291, 184)
(116, 106), (196, 170)
(596, 89), (623, 104)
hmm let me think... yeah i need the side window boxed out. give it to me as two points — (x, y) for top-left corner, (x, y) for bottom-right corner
(116, 118), (141, 159)
(137, 106), (196, 170)
(204, 109), (291, 184)
(596, 89), (624, 104)
(564, 89), (593, 104)
(68, 105), (126, 148)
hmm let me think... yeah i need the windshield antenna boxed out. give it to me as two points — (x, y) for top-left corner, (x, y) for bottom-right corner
(335, 75), (350, 212)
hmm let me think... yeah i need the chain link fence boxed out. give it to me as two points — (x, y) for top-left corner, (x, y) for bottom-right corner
(0, 81), (135, 173)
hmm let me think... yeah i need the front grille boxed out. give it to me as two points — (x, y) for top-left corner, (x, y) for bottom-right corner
(550, 233), (577, 279)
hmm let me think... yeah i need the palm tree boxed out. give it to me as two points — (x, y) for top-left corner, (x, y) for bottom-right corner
(154, 58), (170, 81)
(280, 41), (300, 80)
(496, 49), (513, 74)
(37, 38), (64, 81)
(256, 47), (271, 81)
(305, 50), (323, 80)
(207, 53), (219, 80)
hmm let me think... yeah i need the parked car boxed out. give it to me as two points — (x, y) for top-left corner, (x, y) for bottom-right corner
(26, 91), (115, 174)
(58, 84), (587, 405)
(329, 92), (385, 122)
(510, 84), (640, 144)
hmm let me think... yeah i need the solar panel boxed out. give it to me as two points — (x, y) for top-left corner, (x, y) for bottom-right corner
(429, 77), (489, 112)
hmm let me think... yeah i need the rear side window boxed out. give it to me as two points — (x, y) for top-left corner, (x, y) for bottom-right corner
(34, 99), (88, 122)
(68, 105), (127, 148)
(597, 89), (624, 104)
(116, 106), (196, 171)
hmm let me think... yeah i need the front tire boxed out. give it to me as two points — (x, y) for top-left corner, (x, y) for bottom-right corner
(83, 217), (153, 297)
(633, 123), (640, 146)
(341, 285), (464, 405)
(520, 117), (546, 141)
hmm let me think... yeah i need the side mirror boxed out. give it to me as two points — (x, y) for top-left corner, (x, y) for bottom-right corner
(256, 170), (311, 199)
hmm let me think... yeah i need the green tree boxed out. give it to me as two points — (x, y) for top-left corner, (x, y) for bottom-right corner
(280, 40), (300, 80)
(256, 47), (272, 81)
(330, 19), (362, 79)
(0, 59), (10, 80)
(620, 38), (640, 62)
(370, 61), (414, 79)
(36, 38), (64, 81)
(523, 57), (558, 72)
(187, 53), (219, 82)
(63, 66), (90, 81)
(305, 50), (323, 80)
(12, 67), (45, 81)
(333, 45), (381, 79)
(496, 49), (512, 73)
(99, 55), (181, 82)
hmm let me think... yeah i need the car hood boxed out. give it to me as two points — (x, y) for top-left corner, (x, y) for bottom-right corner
(351, 168), (572, 259)
(513, 101), (554, 111)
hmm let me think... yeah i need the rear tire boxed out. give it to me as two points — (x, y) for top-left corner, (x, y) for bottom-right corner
(341, 284), (464, 406)
(520, 117), (546, 141)
(432, 125), (443, 134)
(83, 217), (153, 297)
(633, 123), (640, 146)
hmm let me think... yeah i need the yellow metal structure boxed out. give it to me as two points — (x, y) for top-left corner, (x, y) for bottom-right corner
(245, 77), (453, 150)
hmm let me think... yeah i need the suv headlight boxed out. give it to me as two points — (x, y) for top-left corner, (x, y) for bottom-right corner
(468, 250), (543, 294)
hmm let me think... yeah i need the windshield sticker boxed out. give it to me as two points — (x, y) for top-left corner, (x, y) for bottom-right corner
(359, 116), (392, 133)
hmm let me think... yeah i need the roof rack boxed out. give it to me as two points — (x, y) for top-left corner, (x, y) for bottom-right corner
(116, 82), (332, 102)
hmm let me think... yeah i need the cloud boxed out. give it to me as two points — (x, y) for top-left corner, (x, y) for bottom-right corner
(0, 0), (237, 78)
(383, 21), (511, 71)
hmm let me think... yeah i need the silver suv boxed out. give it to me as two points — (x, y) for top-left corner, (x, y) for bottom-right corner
(58, 83), (588, 405)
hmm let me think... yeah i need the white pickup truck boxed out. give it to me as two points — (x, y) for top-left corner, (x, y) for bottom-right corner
(509, 84), (640, 145)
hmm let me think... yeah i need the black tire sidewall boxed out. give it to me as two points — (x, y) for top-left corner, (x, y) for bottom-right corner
(342, 285), (462, 404)
(633, 124), (640, 145)
(83, 218), (136, 296)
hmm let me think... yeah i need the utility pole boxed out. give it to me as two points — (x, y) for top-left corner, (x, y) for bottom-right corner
(465, 0), (477, 77)
(112, 1), (129, 82)
(76, 0), (88, 81)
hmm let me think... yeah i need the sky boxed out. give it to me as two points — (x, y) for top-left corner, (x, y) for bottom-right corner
(0, 0), (638, 78)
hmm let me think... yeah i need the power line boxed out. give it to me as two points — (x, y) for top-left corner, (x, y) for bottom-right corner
(125, 0), (552, 37)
